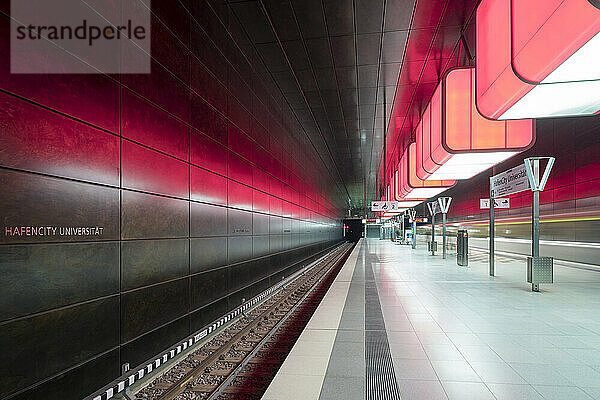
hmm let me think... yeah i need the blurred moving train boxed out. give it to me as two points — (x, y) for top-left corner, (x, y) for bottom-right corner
(414, 210), (600, 268)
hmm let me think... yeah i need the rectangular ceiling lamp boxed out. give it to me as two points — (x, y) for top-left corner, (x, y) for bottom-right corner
(396, 143), (455, 200)
(416, 67), (534, 181)
(476, 0), (600, 119)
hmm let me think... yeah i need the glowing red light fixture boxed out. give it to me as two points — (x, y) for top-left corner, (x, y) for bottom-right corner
(476, 0), (600, 119)
(396, 143), (455, 201)
(416, 67), (535, 181)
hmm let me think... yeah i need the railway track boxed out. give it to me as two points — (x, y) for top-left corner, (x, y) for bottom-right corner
(133, 242), (354, 400)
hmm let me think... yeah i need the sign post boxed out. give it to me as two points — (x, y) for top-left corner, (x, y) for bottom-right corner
(408, 208), (417, 249)
(437, 197), (452, 259)
(426, 202), (439, 255)
(400, 212), (405, 244)
(524, 157), (555, 292)
(489, 187), (495, 276)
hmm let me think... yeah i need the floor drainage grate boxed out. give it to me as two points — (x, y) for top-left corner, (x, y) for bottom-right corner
(365, 254), (401, 400)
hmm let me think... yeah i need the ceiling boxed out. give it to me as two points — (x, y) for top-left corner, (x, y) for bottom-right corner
(229, 0), (478, 215)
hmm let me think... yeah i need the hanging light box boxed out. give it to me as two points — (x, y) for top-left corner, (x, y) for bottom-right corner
(476, 0), (600, 119)
(416, 67), (535, 181)
(396, 143), (455, 200)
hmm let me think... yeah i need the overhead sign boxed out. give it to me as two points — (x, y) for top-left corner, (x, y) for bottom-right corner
(490, 164), (530, 197)
(371, 201), (399, 212)
(480, 198), (510, 209)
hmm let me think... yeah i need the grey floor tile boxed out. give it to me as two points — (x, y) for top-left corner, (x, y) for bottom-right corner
(469, 361), (527, 384)
(554, 364), (600, 387)
(324, 356), (365, 377)
(509, 363), (573, 386)
(393, 359), (438, 380)
(389, 342), (428, 359)
(396, 379), (448, 400)
(582, 387), (600, 399)
(387, 331), (421, 345)
(441, 381), (495, 400)
(431, 360), (481, 382)
(533, 385), (595, 400)
(423, 344), (465, 361)
(457, 345), (503, 362)
(319, 377), (364, 400)
(487, 383), (545, 400)
(335, 329), (365, 343)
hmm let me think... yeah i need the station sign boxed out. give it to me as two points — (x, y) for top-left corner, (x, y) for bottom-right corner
(490, 164), (530, 197)
(480, 198), (510, 209)
(371, 201), (399, 212)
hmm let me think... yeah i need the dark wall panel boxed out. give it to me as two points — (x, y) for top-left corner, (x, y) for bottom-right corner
(0, 297), (119, 399)
(190, 298), (229, 332)
(228, 208), (253, 235)
(228, 236), (253, 264)
(122, 190), (189, 239)
(0, 242), (119, 321)
(0, 170), (119, 244)
(191, 237), (228, 274)
(9, 349), (120, 400)
(121, 316), (189, 368)
(190, 202), (227, 237)
(191, 268), (229, 310)
(121, 239), (189, 290)
(121, 278), (189, 342)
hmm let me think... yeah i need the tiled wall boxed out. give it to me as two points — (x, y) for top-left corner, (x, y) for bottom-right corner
(427, 115), (600, 242)
(0, 2), (342, 399)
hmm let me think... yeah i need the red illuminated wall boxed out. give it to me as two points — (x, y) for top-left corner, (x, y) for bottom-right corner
(0, 3), (342, 400)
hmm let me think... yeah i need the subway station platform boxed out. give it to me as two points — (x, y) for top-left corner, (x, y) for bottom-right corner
(261, 239), (600, 400)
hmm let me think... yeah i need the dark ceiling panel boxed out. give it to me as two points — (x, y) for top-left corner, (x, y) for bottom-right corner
(323, 0), (354, 36)
(358, 87), (377, 105)
(381, 63), (401, 86)
(255, 42), (289, 72)
(230, 2), (275, 44)
(305, 38), (334, 68)
(384, 0), (416, 31)
(381, 30), (409, 63)
(357, 65), (378, 86)
(291, 0), (327, 39)
(330, 35), (356, 67)
(315, 68), (337, 90)
(281, 40), (311, 70)
(356, 34), (381, 65)
(336, 67), (357, 89)
(263, 0), (300, 41)
(355, 0), (384, 34)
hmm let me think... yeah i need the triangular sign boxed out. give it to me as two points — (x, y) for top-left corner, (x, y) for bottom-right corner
(524, 157), (555, 192)
(437, 197), (452, 214)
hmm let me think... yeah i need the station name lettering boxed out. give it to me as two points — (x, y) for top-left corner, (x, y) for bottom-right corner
(4, 226), (104, 237)
(491, 169), (527, 187)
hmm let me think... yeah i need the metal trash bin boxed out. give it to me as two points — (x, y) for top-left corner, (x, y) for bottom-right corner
(457, 230), (468, 266)
(427, 241), (437, 253)
(527, 256), (553, 291)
